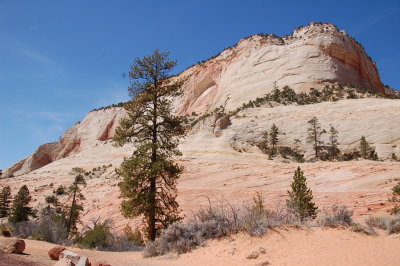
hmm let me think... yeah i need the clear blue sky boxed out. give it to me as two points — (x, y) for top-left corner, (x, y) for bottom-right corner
(1, 0), (399, 169)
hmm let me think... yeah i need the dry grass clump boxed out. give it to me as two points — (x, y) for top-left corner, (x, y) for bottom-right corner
(365, 215), (387, 230)
(365, 215), (400, 235)
(317, 205), (353, 227)
(386, 216), (400, 235)
(350, 223), (377, 235)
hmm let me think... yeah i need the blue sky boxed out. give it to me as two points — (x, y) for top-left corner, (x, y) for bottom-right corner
(1, 0), (399, 169)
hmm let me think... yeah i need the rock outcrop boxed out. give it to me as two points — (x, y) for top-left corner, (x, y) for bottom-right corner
(173, 22), (385, 115)
(3, 108), (126, 177)
(3, 22), (389, 177)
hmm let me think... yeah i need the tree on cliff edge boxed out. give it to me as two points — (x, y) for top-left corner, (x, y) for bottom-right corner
(114, 50), (185, 241)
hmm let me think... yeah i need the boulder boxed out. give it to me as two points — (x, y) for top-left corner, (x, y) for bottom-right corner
(59, 250), (89, 266)
(0, 238), (25, 254)
(1, 230), (12, 237)
(48, 246), (67, 260)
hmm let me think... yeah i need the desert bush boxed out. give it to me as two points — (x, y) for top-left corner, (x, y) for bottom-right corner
(317, 205), (353, 227)
(34, 207), (69, 244)
(99, 234), (141, 252)
(144, 196), (298, 257)
(387, 216), (400, 234)
(53, 185), (66, 196)
(79, 217), (113, 249)
(278, 146), (305, 162)
(365, 215), (387, 230)
(79, 217), (140, 251)
(351, 223), (376, 235)
(124, 225), (144, 246)
(12, 221), (37, 238)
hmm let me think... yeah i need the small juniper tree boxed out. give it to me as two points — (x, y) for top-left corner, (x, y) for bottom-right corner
(360, 136), (370, 159)
(0, 186), (12, 218)
(269, 124), (279, 157)
(9, 185), (33, 223)
(389, 180), (400, 215)
(65, 167), (86, 234)
(328, 126), (339, 159)
(114, 50), (185, 241)
(307, 116), (324, 158)
(287, 167), (318, 221)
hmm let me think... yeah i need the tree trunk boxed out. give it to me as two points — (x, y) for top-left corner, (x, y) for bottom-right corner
(148, 94), (158, 241)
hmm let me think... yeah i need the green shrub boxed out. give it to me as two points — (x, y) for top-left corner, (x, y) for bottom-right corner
(80, 218), (113, 249)
(124, 225), (144, 246)
(53, 185), (66, 196)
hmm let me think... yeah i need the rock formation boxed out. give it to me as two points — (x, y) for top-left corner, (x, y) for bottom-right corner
(3, 22), (390, 178)
(173, 22), (385, 115)
(3, 108), (126, 177)
(1, 22), (399, 227)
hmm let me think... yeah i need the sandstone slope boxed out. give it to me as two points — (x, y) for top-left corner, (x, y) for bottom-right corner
(1, 22), (399, 230)
(173, 22), (384, 115)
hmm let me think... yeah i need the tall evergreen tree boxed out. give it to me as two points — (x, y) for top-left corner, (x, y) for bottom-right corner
(307, 116), (324, 158)
(286, 167), (318, 220)
(0, 186), (12, 218)
(65, 167), (86, 234)
(9, 185), (32, 223)
(114, 50), (185, 241)
(269, 124), (279, 157)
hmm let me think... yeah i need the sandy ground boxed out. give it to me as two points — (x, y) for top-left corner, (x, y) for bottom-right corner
(1, 227), (399, 266)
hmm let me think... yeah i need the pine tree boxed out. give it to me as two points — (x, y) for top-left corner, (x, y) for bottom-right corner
(286, 167), (318, 220)
(328, 126), (339, 159)
(307, 116), (324, 158)
(65, 167), (86, 234)
(269, 124), (279, 157)
(360, 136), (370, 159)
(114, 50), (185, 241)
(0, 186), (12, 218)
(9, 185), (32, 223)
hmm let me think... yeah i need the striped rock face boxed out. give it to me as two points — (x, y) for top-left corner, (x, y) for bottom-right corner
(172, 22), (384, 115)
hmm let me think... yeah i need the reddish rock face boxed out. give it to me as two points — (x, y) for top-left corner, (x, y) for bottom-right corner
(48, 246), (67, 260)
(0, 238), (26, 254)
